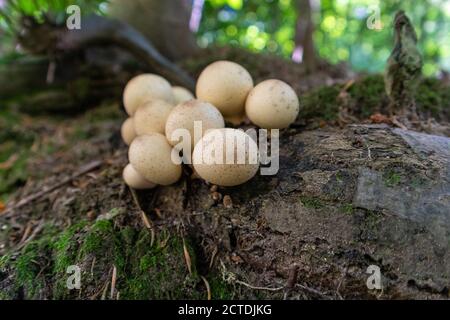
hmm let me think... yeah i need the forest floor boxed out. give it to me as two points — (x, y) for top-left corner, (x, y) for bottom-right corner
(0, 47), (449, 299)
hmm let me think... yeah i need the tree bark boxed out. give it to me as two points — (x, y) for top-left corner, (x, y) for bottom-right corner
(108, 0), (200, 61)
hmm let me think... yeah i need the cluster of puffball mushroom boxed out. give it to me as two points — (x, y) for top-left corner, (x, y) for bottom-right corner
(121, 60), (299, 190)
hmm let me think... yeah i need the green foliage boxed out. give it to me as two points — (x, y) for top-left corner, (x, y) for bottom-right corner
(199, 0), (296, 56)
(1, 0), (448, 75)
(198, 0), (449, 75)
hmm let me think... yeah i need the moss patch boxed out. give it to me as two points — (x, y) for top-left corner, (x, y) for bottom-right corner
(300, 85), (341, 121)
(300, 196), (325, 209)
(341, 203), (355, 215)
(299, 74), (450, 122)
(0, 216), (233, 300)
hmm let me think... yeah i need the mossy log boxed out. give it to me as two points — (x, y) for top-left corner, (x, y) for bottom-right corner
(1, 121), (449, 299)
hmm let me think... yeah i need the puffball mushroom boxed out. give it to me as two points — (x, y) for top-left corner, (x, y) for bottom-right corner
(245, 79), (299, 129)
(123, 74), (174, 116)
(172, 86), (195, 104)
(196, 61), (253, 117)
(133, 99), (173, 135)
(129, 133), (182, 186)
(165, 99), (225, 151)
(192, 128), (259, 187)
(123, 164), (156, 189)
(121, 117), (136, 145)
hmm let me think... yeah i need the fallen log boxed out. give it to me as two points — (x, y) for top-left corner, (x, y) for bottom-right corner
(149, 124), (450, 299)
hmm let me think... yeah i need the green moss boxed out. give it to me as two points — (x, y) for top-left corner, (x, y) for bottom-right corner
(208, 275), (235, 300)
(299, 74), (449, 122)
(348, 75), (386, 117)
(51, 221), (88, 298)
(2, 212), (232, 299)
(77, 220), (114, 259)
(341, 203), (354, 215)
(416, 78), (450, 119)
(53, 222), (87, 272)
(118, 232), (202, 300)
(300, 85), (341, 120)
(384, 171), (402, 187)
(13, 226), (59, 298)
(300, 196), (325, 209)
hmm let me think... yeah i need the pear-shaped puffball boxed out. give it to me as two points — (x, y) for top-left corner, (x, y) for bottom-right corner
(196, 61), (253, 117)
(121, 118), (136, 145)
(128, 133), (182, 186)
(192, 128), (259, 186)
(123, 74), (174, 116)
(245, 79), (299, 129)
(165, 99), (225, 152)
(122, 164), (156, 189)
(172, 86), (195, 104)
(133, 99), (174, 135)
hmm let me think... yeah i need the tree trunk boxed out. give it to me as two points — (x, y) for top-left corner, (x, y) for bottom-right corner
(108, 0), (199, 61)
(294, 0), (318, 72)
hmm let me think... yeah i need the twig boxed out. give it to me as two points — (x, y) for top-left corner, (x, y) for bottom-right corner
(209, 245), (218, 269)
(391, 116), (408, 130)
(283, 264), (299, 299)
(101, 280), (110, 300)
(295, 283), (330, 299)
(182, 237), (192, 275)
(110, 265), (117, 300)
(15, 220), (45, 250)
(336, 266), (348, 300)
(235, 280), (284, 292)
(200, 276), (211, 300)
(4, 159), (103, 216)
(130, 188), (155, 246)
(19, 221), (33, 244)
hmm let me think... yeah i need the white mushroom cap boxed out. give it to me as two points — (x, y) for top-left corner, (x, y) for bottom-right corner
(128, 133), (182, 186)
(123, 74), (174, 116)
(192, 128), (259, 186)
(121, 117), (136, 145)
(165, 99), (225, 151)
(122, 163), (156, 189)
(172, 86), (195, 104)
(196, 61), (253, 117)
(245, 79), (299, 129)
(133, 99), (174, 135)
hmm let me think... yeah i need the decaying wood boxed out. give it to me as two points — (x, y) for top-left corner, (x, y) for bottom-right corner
(148, 124), (449, 299)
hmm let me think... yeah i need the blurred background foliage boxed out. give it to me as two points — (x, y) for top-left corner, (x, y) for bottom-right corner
(198, 0), (450, 76)
(0, 0), (449, 76)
